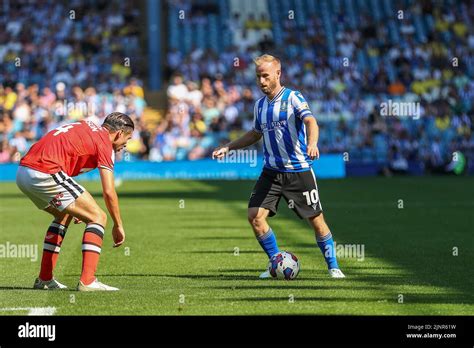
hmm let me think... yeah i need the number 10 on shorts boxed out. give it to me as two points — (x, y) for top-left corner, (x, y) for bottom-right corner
(302, 189), (319, 206)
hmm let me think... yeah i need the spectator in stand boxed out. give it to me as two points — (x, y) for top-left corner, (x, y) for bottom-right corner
(161, 0), (474, 173)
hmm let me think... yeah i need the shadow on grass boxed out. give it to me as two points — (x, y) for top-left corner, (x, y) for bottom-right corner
(5, 178), (472, 304)
(187, 249), (324, 255)
(214, 268), (410, 277)
(341, 266), (405, 270)
(291, 243), (322, 249)
(210, 285), (381, 290)
(215, 268), (263, 272)
(0, 286), (38, 291)
(191, 236), (249, 240)
(78, 272), (418, 286)
(223, 293), (473, 304)
(193, 179), (474, 301)
(91, 185), (254, 201)
(91, 273), (317, 281)
(0, 286), (75, 291)
(187, 250), (262, 254)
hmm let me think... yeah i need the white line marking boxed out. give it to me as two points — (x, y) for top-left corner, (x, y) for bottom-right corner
(0, 306), (57, 315)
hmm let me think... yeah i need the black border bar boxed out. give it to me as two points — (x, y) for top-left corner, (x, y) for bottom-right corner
(0, 315), (472, 346)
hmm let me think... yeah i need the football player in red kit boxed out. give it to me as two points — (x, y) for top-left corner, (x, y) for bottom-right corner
(16, 112), (133, 291)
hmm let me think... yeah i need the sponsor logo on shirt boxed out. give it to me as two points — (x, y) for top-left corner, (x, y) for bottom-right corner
(261, 120), (288, 132)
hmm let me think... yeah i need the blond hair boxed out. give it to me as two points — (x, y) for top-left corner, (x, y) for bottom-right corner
(253, 54), (281, 67)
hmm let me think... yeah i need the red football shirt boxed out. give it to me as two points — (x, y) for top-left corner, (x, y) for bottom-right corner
(20, 120), (115, 177)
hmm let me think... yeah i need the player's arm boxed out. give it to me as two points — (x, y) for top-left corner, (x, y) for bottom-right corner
(212, 129), (262, 159)
(99, 167), (125, 247)
(292, 91), (319, 160)
(304, 116), (320, 160)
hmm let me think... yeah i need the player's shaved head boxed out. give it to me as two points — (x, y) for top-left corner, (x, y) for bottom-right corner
(102, 112), (134, 134)
(254, 54), (282, 98)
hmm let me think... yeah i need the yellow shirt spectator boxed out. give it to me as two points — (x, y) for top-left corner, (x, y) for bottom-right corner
(435, 18), (449, 32)
(435, 115), (450, 131)
(112, 63), (131, 80)
(191, 119), (206, 134)
(412, 79), (440, 95)
(453, 22), (467, 37)
(124, 84), (144, 99)
(4, 91), (17, 110)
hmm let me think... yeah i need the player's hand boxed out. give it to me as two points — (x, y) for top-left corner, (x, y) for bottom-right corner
(112, 225), (125, 248)
(212, 146), (229, 159)
(307, 143), (320, 160)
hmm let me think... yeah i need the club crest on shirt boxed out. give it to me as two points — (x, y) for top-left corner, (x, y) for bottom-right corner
(298, 102), (309, 111)
(280, 101), (288, 111)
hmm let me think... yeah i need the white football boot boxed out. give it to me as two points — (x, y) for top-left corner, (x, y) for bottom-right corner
(259, 270), (272, 279)
(328, 268), (346, 278)
(33, 277), (67, 290)
(77, 278), (119, 291)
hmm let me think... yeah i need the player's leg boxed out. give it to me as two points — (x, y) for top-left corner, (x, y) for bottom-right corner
(247, 207), (270, 236)
(247, 207), (280, 258)
(282, 169), (345, 278)
(33, 206), (73, 289)
(16, 166), (74, 289)
(248, 169), (283, 278)
(307, 213), (344, 277)
(41, 172), (110, 288)
(17, 167), (116, 290)
(61, 191), (118, 291)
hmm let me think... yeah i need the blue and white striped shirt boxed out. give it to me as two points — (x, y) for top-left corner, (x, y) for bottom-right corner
(253, 87), (314, 172)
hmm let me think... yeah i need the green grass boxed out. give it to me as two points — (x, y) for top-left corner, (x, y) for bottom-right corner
(0, 176), (473, 315)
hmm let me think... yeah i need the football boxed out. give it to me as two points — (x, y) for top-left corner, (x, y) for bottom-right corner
(268, 251), (300, 280)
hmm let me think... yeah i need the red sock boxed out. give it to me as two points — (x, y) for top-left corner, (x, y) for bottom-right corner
(80, 223), (105, 285)
(39, 222), (67, 281)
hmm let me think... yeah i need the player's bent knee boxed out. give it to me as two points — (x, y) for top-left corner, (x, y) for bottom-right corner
(80, 208), (107, 226)
(247, 208), (267, 230)
(93, 209), (107, 227)
(247, 208), (259, 223)
(248, 218), (267, 233)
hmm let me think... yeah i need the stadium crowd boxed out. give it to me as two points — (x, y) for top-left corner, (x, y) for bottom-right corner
(0, 0), (146, 163)
(161, 0), (474, 174)
(1, 0), (474, 175)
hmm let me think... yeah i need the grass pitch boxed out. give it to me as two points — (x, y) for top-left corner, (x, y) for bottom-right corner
(0, 176), (473, 315)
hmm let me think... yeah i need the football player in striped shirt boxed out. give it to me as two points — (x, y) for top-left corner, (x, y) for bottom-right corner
(17, 112), (134, 291)
(213, 54), (345, 278)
